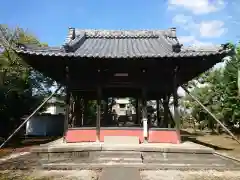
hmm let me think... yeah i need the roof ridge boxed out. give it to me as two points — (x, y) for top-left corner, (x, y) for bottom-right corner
(72, 28), (177, 38)
(63, 33), (86, 52)
(62, 27), (181, 53)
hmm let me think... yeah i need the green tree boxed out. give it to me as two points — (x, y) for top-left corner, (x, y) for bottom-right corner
(0, 25), (54, 138)
(183, 43), (240, 132)
(220, 45), (240, 128)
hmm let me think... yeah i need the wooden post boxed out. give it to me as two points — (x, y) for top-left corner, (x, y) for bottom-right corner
(75, 93), (81, 127)
(96, 87), (101, 142)
(173, 67), (181, 143)
(70, 93), (76, 128)
(142, 88), (148, 143)
(156, 99), (160, 127)
(163, 96), (169, 128)
(104, 97), (108, 126)
(138, 98), (142, 126)
(64, 65), (70, 140)
(135, 98), (139, 125)
(83, 98), (88, 126)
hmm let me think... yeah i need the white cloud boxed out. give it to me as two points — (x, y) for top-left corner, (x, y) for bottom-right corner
(178, 36), (213, 46)
(199, 21), (227, 37)
(168, 0), (225, 15)
(178, 36), (196, 44)
(172, 14), (197, 32)
(172, 14), (226, 38)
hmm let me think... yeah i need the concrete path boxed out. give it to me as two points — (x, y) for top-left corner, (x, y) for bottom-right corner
(99, 167), (141, 180)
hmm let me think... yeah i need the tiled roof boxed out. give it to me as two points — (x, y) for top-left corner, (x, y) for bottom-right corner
(15, 28), (230, 59)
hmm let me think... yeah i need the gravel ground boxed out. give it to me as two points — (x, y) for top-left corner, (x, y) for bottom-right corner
(140, 170), (240, 180)
(0, 152), (101, 180)
(0, 170), (100, 180)
(0, 153), (40, 170)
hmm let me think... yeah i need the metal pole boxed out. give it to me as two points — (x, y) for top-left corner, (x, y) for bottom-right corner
(181, 85), (240, 145)
(0, 86), (62, 148)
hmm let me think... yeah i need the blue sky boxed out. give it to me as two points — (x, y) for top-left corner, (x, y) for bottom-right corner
(0, 0), (239, 46)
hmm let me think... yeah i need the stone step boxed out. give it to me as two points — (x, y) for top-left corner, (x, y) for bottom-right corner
(91, 151), (142, 163)
(93, 157), (142, 163)
(143, 159), (233, 164)
(91, 151), (141, 158)
(40, 151), (142, 164)
(142, 152), (220, 161)
(99, 167), (141, 180)
(104, 136), (140, 145)
(42, 162), (240, 170)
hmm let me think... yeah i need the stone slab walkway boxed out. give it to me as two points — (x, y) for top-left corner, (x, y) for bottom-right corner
(99, 167), (141, 180)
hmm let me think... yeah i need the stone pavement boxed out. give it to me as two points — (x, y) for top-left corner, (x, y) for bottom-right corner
(99, 167), (141, 180)
(33, 141), (214, 153)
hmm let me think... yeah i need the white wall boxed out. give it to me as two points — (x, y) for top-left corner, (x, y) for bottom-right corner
(55, 106), (65, 114)
(26, 115), (64, 136)
(43, 104), (65, 115)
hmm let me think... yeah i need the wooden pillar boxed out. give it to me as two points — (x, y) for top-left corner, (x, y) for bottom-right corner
(103, 97), (108, 126)
(142, 88), (148, 143)
(64, 65), (70, 139)
(173, 67), (181, 143)
(163, 95), (169, 128)
(135, 98), (139, 125)
(96, 87), (102, 142)
(138, 98), (142, 126)
(71, 93), (76, 127)
(75, 93), (81, 127)
(156, 99), (160, 127)
(83, 98), (88, 126)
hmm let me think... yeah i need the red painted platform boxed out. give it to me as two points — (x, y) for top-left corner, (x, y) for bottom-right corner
(65, 127), (180, 144)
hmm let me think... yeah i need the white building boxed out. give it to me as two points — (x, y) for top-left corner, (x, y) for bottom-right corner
(25, 96), (65, 136)
(112, 98), (135, 116)
(42, 96), (65, 115)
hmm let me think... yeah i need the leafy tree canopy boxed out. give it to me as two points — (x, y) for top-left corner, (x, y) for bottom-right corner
(0, 24), (55, 138)
(183, 43), (240, 132)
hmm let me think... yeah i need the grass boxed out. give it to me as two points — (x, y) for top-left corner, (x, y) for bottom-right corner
(182, 128), (240, 159)
(0, 149), (14, 158)
(0, 170), (100, 180)
(0, 173), (50, 180)
(0, 136), (60, 158)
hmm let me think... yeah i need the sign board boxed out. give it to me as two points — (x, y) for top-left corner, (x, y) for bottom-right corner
(114, 73), (128, 77)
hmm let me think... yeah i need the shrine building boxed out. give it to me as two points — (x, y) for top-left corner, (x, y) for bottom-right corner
(15, 28), (230, 144)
